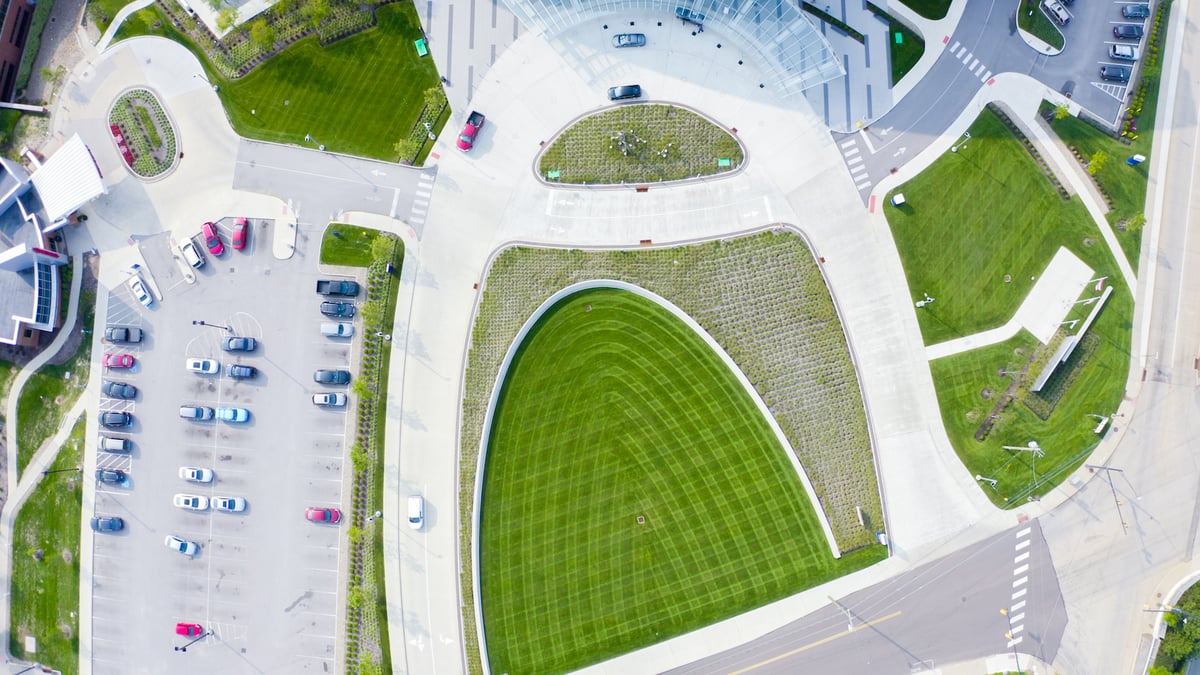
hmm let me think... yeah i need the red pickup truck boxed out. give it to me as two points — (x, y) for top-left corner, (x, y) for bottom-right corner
(457, 111), (485, 152)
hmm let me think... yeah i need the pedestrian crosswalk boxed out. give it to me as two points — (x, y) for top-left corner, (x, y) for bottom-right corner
(407, 170), (437, 238)
(946, 39), (994, 84)
(839, 137), (873, 192)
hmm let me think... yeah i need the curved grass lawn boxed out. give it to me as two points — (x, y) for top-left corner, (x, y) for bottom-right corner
(480, 287), (871, 674)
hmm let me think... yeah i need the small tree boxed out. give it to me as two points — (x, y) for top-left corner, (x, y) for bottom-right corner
(1087, 150), (1108, 176)
(370, 234), (394, 266)
(423, 85), (446, 112)
(360, 300), (382, 329)
(216, 6), (239, 31)
(249, 19), (276, 50)
(352, 377), (372, 400)
(303, 0), (330, 29)
(393, 137), (418, 162)
(1126, 213), (1146, 234)
(1054, 105), (1070, 120)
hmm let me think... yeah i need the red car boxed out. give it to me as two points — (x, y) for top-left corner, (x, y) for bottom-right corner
(103, 353), (135, 369)
(232, 217), (248, 251)
(457, 111), (485, 152)
(305, 507), (341, 524)
(175, 622), (204, 637)
(201, 221), (224, 256)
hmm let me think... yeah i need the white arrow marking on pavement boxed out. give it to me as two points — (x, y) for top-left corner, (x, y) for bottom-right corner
(879, 126), (893, 136)
(893, 147), (907, 157)
(370, 169), (387, 177)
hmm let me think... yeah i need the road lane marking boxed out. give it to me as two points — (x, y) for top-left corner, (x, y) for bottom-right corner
(729, 610), (903, 674)
(1016, 539), (1030, 551)
(1011, 600), (1026, 611)
(1013, 576), (1028, 588)
(1011, 612), (1025, 623)
(847, 157), (863, 166)
(1014, 552), (1029, 564)
(1014, 564), (1029, 575)
(1012, 588), (1027, 600)
(844, 146), (860, 157)
(1016, 527), (1031, 538)
(1008, 636), (1023, 647)
(840, 139), (857, 149)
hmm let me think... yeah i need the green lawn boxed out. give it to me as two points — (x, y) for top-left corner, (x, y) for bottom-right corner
(115, 2), (444, 161)
(10, 414), (85, 675)
(17, 290), (95, 480)
(1017, 0), (1065, 50)
(896, 0), (951, 20)
(480, 288), (883, 674)
(889, 19), (924, 85)
(320, 223), (384, 266)
(887, 109), (1104, 346)
(88, 0), (139, 35)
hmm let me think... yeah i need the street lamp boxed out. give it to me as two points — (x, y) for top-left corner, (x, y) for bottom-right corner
(174, 630), (213, 652)
(1000, 608), (1022, 673)
(192, 320), (232, 333)
(304, 134), (326, 151)
(42, 466), (81, 476)
(1144, 604), (1200, 622)
(366, 510), (382, 523)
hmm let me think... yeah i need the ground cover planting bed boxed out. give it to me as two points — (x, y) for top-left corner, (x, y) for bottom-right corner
(481, 287), (877, 674)
(459, 231), (884, 672)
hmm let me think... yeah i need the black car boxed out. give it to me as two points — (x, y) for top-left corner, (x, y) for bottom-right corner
(1122, 3), (1150, 18)
(95, 468), (127, 484)
(90, 516), (125, 532)
(104, 326), (143, 343)
(608, 84), (642, 101)
(1100, 65), (1132, 82)
(100, 411), (133, 428)
(320, 302), (356, 318)
(612, 33), (646, 48)
(1113, 24), (1144, 39)
(227, 364), (258, 379)
(101, 380), (137, 399)
(222, 336), (257, 352)
(313, 369), (351, 385)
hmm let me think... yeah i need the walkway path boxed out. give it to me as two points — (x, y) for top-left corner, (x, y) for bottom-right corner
(94, 0), (155, 53)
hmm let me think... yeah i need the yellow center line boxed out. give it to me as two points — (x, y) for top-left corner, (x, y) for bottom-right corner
(728, 610), (904, 675)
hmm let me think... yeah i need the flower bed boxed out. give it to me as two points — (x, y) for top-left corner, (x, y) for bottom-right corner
(107, 89), (176, 178)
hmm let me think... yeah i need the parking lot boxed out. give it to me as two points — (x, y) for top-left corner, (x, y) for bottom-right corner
(87, 217), (362, 673)
(1028, 1), (1155, 123)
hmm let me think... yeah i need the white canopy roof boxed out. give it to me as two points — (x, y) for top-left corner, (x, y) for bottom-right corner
(30, 133), (106, 222)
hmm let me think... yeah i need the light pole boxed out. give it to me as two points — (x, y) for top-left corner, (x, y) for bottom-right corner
(1000, 608), (1022, 673)
(304, 134), (326, 151)
(366, 510), (382, 523)
(174, 630), (213, 652)
(192, 319), (232, 333)
(42, 466), (81, 476)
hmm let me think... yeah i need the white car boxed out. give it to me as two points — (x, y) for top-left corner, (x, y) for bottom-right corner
(179, 466), (214, 483)
(165, 535), (199, 556)
(312, 392), (348, 407)
(408, 495), (424, 530)
(174, 494), (210, 511)
(128, 275), (153, 307)
(186, 358), (219, 374)
(320, 322), (355, 337)
(213, 496), (246, 512)
(180, 240), (205, 268)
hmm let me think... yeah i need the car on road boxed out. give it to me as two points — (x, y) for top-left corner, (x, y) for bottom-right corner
(213, 496), (247, 512)
(1122, 3), (1151, 18)
(95, 468), (126, 484)
(320, 301), (355, 318)
(320, 322), (354, 337)
(232, 217), (248, 250)
(99, 435), (132, 453)
(217, 406), (250, 423)
(179, 405), (215, 421)
(102, 380), (137, 399)
(180, 239), (205, 268)
(90, 516), (125, 532)
(222, 336), (257, 352)
(227, 364), (257, 379)
(408, 495), (424, 530)
(103, 353), (135, 369)
(305, 507), (342, 524)
(201, 221), (224, 256)
(313, 369), (351, 385)
(1113, 24), (1145, 39)
(1100, 65), (1132, 82)
(175, 622), (204, 637)
(312, 392), (347, 407)
(104, 326), (142, 343)
(127, 274), (153, 307)
(457, 111), (486, 152)
(608, 84), (642, 101)
(185, 358), (219, 374)
(165, 534), (199, 556)
(174, 494), (210, 511)
(100, 411), (133, 428)
(612, 33), (646, 48)
(1109, 44), (1139, 61)
(179, 466), (214, 483)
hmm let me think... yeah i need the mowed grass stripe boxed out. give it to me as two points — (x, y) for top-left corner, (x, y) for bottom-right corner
(480, 288), (851, 674)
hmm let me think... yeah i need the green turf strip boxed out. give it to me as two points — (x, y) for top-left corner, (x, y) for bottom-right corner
(480, 288), (870, 674)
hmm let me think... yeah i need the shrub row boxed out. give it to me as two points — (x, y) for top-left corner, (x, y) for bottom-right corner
(987, 103), (1069, 200)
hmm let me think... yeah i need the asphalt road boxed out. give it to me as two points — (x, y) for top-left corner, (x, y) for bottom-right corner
(232, 140), (437, 238)
(669, 521), (1065, 674)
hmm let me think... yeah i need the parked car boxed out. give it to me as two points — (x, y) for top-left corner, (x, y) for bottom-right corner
(185, 358), (219, 374)
(319, 301), (356, 318)
(201, 221), (224, 255)
(174, 493), (210, 511)
(165, 534), (199, 556)
(457, 111), (486, 152)
(305, 507), (342, 524)
(104, 326), (143, 343)
(179, 405), (215, 421)
(100, 411), (133, 428)
(612, 33), (646, 48)
(104, 353), (135, 369)
(312, 392), (347, 407)
(1109, 44), (1139, 61)
(1100, 65), (1132, 82)
(95, 468), (127, 484)
(99, 435), (132, 453)
(102, 380), (137, 399)
(180, 239), (205, 268)
(222, 336), (257, 352)
(217, 407), (250, 423)
(608, 84), (642, 101)
(1122, 3), (1151, 18)
(213, 496), (247, 512)
(321, 322), (355, 337)
(232, 217), (248, 250)
(315, 279), (360, 296)
(179, 466), (214, 483)
(408, 495), (425, 530)
(1042, 0), (1069, 25)
(227, 364), (257, 379)
(1113, 24), (1145, 39)
(127, 274), (153, 307)
(175, 622), (204, 637)
(90, 516), (125, 532)
(313, 369), (351, 385)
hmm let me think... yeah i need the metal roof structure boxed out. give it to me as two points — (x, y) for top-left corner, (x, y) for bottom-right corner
(30, 133), (106, 224)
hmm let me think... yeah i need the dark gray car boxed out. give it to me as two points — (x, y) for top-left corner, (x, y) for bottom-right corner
(102, 380), (137, 399)
(320, 302), (355, 318)
(95, 468), (126, 484)
(1100, 65), (1132, 82)
(1122, 3), (1150, 18)
(227, 364), (258, 379)
(90, 516), (125, 532)
(608, 84), (642, 101)
(222, 336), (257, 352)
(1113, 24), (1144, 39)
(313, 369), (351, 385)
(100, 411), (133, 428)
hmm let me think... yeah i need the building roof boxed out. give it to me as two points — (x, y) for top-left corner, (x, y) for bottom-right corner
(30, 133), (106, 223)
